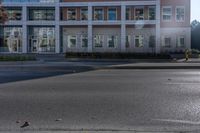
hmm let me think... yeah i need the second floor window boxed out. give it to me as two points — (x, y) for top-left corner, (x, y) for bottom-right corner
(81, 8), (88, 20)
(29, 9), (55, 20)
(126, 8), (131, 20)
(162, 7), (172, 21)
(148, 7), (156, 20)
(135, 7), (144, 20)
(108, 8), (117, 20)
(67, 8), (77, 20)
(176, 7), (185, 22)
(6, 9), (22, 21)
(94, 8), (104, 20)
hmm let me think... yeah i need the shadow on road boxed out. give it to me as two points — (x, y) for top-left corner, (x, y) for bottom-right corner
(0, 65), (97, 84)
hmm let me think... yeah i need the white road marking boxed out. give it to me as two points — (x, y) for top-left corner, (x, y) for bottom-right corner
(152, 119), (200, 125)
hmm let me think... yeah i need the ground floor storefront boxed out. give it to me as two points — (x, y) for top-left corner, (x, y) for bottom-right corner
(0, 26), (191, 54)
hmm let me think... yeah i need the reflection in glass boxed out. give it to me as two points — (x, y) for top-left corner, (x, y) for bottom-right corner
(29, 27), (55, 53)
(0, 27), (22, 53)
(108, 35), (118, 48)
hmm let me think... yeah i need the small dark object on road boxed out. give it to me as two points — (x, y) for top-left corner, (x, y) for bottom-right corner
(16, 120), (21, 124)
(20, 121), (30, 128)
(168, 78), (172, 81)
(55, 118), (62, 121)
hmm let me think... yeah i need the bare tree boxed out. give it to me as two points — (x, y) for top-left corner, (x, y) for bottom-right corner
(0, 2), (8, 24)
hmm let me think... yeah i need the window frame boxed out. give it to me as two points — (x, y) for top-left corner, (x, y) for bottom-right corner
(94, 7), (104, 21)
(162, 36), (171, 48)
(134, 6), (144, 20)
(107, 7), (117, 21)
(67, 8), (77, 21)
(80, 8), (88, 21)
(81, 34), (88, 48)
(107, 35), (118, 48)
(94, 35), (104, 48)
(67, 35), (77, 48)
(175, 6), (185, 22)
(162, 6), (172, 22)
(176, 35), (185, 48)
(135, 35), (144, 48)
(148, 6), (156, 20)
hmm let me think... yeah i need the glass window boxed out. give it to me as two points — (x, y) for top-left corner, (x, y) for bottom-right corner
(29, 9), (55, 20)
(107, 35), (118, 48)
(94, 35), (104, 47)
(81, 8), (88, 20)
(126, 8), (131, 20)
(149, 35), (156, 48)
(0, 27), (22, 53)
(148, 7), (156, 20)
(162, 7), (172, 21)
(94, 8), (104, 20)
(176, 35), (185, 48)
(108, 8), (117, 20)
(81, 35), (88, 47)
(135, 7), (144, 20)
(68, 35), (77, 48)
(135, 35), (144, 48)
(6, 8), (22, 20)
(28, 27), (55, 53)
(126, 35), (131, 48)
(162, 37), (171, 48)
(67, 8), (77, 20)
(176, 7), (185, 22)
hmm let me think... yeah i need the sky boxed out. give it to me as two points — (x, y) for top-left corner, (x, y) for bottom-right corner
(191, 0), (200, 22)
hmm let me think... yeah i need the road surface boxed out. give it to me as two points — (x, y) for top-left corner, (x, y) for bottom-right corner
(0, 65), (200, 132)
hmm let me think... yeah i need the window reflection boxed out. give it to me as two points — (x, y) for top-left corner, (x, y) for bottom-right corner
(29, 27), (55, 53)
(0, 27), (22, 53)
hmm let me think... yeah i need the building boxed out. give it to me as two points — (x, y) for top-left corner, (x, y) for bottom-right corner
(0, 0), (191, 54)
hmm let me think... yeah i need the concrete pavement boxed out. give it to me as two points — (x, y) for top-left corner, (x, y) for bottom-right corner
(0, 69), (200, 132)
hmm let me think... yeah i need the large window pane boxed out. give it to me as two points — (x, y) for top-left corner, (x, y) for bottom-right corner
(29, 9), (55, 20)
(81, 35), (88, 47)
(94, 8), (104, 20)
(135, 35), (144, 47)
(29, 27), (55, 53)
(162, 7), (172, 21)
(94, 35), (104, 47)
(148, 7), (156, 20)
(176, 7), (185, 21)
(6, 8), (22, 20)
(68, 35), (77, 48)
(0, 27), (22, 53)
(107, 35), (118, 48)
(176, 35), (185, 48)
(67, 8), (77, 20)
(108, 8), (117, 20)
(135, 7), (144, 20)
(81, 8), (88, 20)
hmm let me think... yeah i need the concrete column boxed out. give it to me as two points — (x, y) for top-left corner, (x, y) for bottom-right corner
(55, 3), (60, 54)
(22, 6), (27, 53)
(121, 4), (126, 52)
(87, 4), (93, 52)
(155, 0), (161, 54)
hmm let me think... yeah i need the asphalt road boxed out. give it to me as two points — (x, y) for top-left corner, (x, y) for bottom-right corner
(0, 67), (200, 132)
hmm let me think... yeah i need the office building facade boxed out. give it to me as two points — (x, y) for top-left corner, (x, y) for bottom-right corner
(0, 0), (191, 54)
